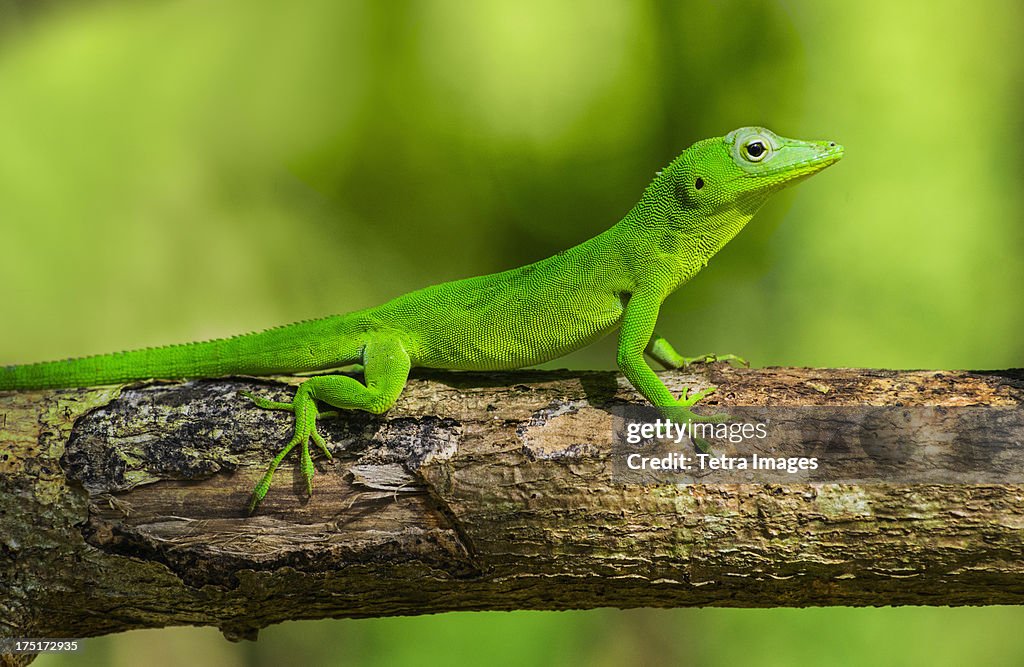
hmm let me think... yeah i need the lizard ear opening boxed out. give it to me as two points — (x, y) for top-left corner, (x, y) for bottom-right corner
(674, 175), (699, 207)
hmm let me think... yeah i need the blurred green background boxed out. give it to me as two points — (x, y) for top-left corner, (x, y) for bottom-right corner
(1, 0), (1021, 665)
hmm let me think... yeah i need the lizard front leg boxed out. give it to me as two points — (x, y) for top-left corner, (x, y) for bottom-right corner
(618, 291), (726, 423)
(242, 336), (411, 513)
(645, 333), (747, 369)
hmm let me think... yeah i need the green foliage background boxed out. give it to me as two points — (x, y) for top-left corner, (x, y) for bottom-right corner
(1, 0), (1020, 665)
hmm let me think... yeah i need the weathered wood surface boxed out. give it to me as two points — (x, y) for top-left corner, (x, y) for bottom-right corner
(2, 366), (1024, 652)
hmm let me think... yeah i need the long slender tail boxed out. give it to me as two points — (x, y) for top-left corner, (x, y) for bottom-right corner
(0, 315), (366, 390)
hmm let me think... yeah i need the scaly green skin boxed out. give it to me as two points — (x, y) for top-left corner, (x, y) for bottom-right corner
(0, 127), (843, 512)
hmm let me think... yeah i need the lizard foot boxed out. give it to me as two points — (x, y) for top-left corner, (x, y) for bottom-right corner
(681, 353), (749, 368)
(666, 385), (729, 422)
(662, 386), (729, 454)
(240, 388), (334, 514)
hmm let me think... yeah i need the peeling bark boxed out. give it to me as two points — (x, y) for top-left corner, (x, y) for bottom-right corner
(2, 366), (1024, 657)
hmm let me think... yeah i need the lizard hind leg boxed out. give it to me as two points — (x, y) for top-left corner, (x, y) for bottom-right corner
(244, 337), (412, 513)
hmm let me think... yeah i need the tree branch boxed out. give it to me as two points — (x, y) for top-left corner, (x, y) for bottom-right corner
(2, 366), (1024, 650)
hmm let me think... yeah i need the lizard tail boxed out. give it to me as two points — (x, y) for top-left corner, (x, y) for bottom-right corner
(0, 315), (366, 390)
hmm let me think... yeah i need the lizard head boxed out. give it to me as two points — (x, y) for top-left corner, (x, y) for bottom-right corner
(668, 126), (844, 217)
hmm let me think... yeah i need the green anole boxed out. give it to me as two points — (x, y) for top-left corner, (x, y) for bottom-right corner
(1, 127), (843, 511)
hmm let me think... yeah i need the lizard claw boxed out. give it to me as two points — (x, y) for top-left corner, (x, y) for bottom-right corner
(240, 390), (294, 412)
(679, 385), (716, 406)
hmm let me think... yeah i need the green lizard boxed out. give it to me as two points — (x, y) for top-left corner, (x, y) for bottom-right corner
(1, 127), (843, 512)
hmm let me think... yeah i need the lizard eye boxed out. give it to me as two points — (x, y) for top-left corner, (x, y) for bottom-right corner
(742, 140), (769, 162)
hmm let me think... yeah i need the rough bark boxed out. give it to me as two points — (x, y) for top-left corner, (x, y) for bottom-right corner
(2, 366), (1024, 655)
